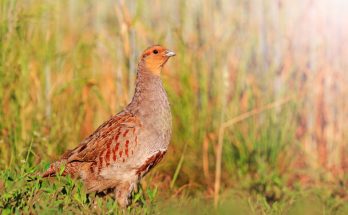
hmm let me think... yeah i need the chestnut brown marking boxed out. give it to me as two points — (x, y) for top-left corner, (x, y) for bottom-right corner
(101, 133), (107, 139)
(114, 132), (121, 141)
(123, 129), (129, 137)
(89, 164), (94, 174)
(125, 140), (129, 157)
(105, 126), (113, 135)
(105, 149), (111, 165)
(78, 144), (87, 152)
(135, 136), (138, 145)
(112, 143), (119, 160)
(112, 147), (117, 161)
(136, 151), (166, 177)
(106, 139), (112, 150)
(107, 120), (113, 127)
(122, 158), (125, 162)
(114, 133), (120, 141)
(98, 157), (103, 173)
(131, 150), (133, 155)
(114, 142), (120, 153)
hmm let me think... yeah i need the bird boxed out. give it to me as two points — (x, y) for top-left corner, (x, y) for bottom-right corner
(42, 45), (175, 207)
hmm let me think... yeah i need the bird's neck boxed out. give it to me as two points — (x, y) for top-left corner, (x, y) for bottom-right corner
(126, 60), (170, 121)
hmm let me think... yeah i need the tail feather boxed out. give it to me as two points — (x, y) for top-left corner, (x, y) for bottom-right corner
(42, 160), (72, 177)
(42, 161), (61, 177)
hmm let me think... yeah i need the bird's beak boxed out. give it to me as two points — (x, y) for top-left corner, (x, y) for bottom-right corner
(164, 50), (176, 57)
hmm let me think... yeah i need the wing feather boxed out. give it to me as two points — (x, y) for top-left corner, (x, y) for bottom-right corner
(43, 111), (142, 177)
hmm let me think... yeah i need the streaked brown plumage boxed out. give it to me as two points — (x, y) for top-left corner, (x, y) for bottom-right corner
(43, 45), (175, 207)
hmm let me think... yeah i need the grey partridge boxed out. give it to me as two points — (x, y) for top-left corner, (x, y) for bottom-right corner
(43, 45), (175, 207)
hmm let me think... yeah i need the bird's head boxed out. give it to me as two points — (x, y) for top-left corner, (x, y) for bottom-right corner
(140, 45), (176, 76)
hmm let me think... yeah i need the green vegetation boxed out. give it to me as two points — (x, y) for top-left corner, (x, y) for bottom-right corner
(1, 0), (348, 214)
(1, 164), (348, 214)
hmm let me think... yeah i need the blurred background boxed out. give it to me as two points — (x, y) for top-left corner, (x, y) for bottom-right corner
(1, 0), (348, 213)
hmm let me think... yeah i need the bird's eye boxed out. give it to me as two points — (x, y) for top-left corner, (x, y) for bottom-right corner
(153, 49), (158, 54)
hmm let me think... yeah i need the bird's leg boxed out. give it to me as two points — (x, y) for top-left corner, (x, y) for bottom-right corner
(114, 183), (132, 208)
(138, 183), (146, 201)
(133, 182), (139, 193)
(133, 182), (145, 206)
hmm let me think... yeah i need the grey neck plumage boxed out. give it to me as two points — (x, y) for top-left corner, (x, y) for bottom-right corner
(126, 59), (172, 150)
(126, 60), (171, 127)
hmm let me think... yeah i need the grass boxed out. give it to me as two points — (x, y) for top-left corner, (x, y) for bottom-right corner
(1, 164), (348, 214)
(1, 0), (348, 214)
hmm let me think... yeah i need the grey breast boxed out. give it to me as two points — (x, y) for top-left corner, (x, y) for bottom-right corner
(126, 70), (172, 160)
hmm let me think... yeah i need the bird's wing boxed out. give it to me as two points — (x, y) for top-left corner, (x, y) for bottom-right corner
(42, 111), (142, 177)
(64, 111), (142, 166)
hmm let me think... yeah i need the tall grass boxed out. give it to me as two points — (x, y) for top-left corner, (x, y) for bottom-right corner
(1, 0), (348, 213)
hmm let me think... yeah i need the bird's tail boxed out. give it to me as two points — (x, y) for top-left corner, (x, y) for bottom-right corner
(42, 161), (66, 177)
(42, 160), (81, 178)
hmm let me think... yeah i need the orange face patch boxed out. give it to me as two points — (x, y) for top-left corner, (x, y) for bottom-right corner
(141, 45), (173, 75)
(142, 45), (166, 58)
